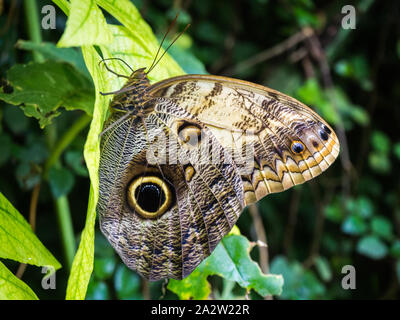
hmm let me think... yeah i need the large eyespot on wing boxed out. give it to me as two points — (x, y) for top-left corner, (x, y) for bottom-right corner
(148, 111), (245, 279)
(97, 113), (183, 281)
(148, 74), (340, 206)
(97, 110), (245, 281)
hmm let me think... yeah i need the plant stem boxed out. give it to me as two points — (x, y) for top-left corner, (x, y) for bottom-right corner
(23, 0), (44, 63)
(23, 0), (76, 271)
(54, 194), (75, 268)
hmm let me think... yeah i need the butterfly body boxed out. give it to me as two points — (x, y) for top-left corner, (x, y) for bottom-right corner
(97, 70), (340, 281)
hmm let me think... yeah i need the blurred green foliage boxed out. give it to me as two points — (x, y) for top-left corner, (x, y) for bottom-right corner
(0, 0), (399, 300)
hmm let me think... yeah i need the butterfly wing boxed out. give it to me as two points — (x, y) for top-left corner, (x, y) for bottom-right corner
(149, 74), (340, 205)
(97, 74), (340, 281)
(98, 111), (244, 280)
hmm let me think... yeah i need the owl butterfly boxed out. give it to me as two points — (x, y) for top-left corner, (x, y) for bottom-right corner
(97, 55), (340, 282)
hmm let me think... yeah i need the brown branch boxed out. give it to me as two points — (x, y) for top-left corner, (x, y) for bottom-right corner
(355, 2), (393, 176)
(283, 188), (302, 255)
(305, 30), (353, 199)
(224, 27), (314, 76)
(141, 278), (151, 300)
(303, 182), (324, 268)
(0, 0), (17, 36)
(248, 204), (269, 274)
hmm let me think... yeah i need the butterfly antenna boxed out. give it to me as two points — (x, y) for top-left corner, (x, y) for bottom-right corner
(147, 12), (179, 73)
(147, 13), (180, 75)
(147, 16), (191, 75)
(99, 57), (134, 78)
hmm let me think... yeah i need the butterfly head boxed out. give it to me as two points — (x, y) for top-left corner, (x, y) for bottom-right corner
(108, 67), (152, 114)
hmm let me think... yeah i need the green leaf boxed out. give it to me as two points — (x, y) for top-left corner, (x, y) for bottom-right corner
(165, 41), (208, 75)
(0, 192), (61, 269)
(371, 216), (393, 241)
(0, 61), (94, 128)
(396, 260), (400, 285)
(371, 131), (391, 154)
(168, 269), (211, 300)
(48, 167), (75, 198)
(270, 256), (325, 299)
(342, 214), (368, 236)
(168, 235), (283, 299)
(0, 261), (38, 300)
(57, 0), (113, 47)
(16, 40), (90, 79)
(66, 184), (97, 300)
(95, 0), (184, 80)
(357, 235), (388, 260)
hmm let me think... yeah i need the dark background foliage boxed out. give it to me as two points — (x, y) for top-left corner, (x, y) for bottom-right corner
(0, 0), (399, 299)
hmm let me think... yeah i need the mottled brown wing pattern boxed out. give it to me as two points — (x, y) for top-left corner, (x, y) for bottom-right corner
(98, 108), (244, 280)
(97, 73), (340, 281)
(149, 75), (340, 205)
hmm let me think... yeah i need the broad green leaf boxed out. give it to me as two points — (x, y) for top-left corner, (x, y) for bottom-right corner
(58, 0), (113, 47)
(52, 0), (70, 15)
(165, 40), (208, 75)
(16, 40), (90, 79)
(65, 47), (105, 300)
(0, 261), (38, 300)
(0, 192), (61, 269)
(357, 235), (388, 260)
(66, 184), (97, 300)
(270, 256), (325, 299)
(61, 0), (184, 299)
(95, 0), (184, 79)
(168, 269), (211, 300)
(0, 61), (94, 128)
(168, 235), (283, 299)
(203, 235), (283, 296)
